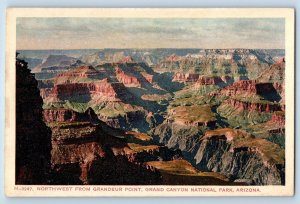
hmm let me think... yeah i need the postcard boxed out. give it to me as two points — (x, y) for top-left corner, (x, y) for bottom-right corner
(5, 8), (294, 196)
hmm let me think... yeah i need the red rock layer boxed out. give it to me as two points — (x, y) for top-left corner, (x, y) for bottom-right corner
(197, 75), (224, 85)
(115, 67), (142, 87)
(49, 108), (162, 185)
(172, 73), (232, 85)
(221, 80), (258, 96)
(56, 65), (100, 79)
(43, 107), (101, 124)
(50, 78), (118, 100)
(43, 109), (81, 122)
(270, 111), (285, 126)
(220, 80), (278, 97)
(172, 73), (200, 82)
(225, 99), (283, 112)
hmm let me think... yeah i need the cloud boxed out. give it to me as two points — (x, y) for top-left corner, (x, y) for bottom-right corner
(16, 18), (285, 49)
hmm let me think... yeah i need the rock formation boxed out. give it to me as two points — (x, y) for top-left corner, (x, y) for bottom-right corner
(270, 111), (285, 127)
(223, 99), (283, 113)
(16, 54), (52, 184)
(48, 79), (119, 102)
(194, 128), (285, 185)
(115, 67), (142, 87)
(54, 65), (103, 84)
(18, 48), (286, 186)
(258, 57), (285, 83)
(49, 107), (162, 184)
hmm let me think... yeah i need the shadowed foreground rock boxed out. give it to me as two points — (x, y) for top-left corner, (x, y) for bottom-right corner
(16, 54), (52, 184)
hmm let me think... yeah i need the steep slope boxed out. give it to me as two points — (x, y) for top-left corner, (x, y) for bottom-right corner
(257, 58), (285, 83)
(16, 54), (52, 184)
(193, 128), (285, 185)
(47, 107), (163, 184)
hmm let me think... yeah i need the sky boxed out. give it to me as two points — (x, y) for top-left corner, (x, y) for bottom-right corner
(16, 18), (285, 50)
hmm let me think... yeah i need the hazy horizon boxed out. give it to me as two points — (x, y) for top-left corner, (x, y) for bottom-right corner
(17, 48), (285, 51)
(17, 18), (285, 50)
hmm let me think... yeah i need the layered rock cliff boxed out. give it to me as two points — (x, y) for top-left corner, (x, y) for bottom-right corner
(223, 99), (283, 113)
(193, 128), (285, 185)
(172, 73), (201, 82)
(115, 67), (142, 87)
(49, 108), (162, 184)
(43, 107), (100, 123)
(54, 65), (103, 84)
(48, 79), (119, 102)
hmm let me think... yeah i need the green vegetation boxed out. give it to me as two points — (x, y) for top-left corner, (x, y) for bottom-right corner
(169, 104), (216, 124)
(170, 95), (227, 107)
(64, 101), (89, 112)
(232, 95), (279, 105)
(217, 103), (272, 128)
(141, 93), (172, 102)
(267, 133), (285, 149)
(175, 85), (220, 99)
(92, 102), (143, 118)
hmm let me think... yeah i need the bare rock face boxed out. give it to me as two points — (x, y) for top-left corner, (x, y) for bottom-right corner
(220, 80), (260, 96)
(172, 73), (200, 82)
(270, 111), (285, 127)
(194, 128), (285, 185)
(54, 65), (103, 84)
(258, 58), (285, 83)
(43, 107), (99, 123)
(224, 99), (283, 113)
(115, 67), (142, 87)
(48, 79), (119, 102)
(172, 74), (234, 91)
(16, 55), (52, 184)
(49, 108), (162, 185)
(219, 80), (282, 102)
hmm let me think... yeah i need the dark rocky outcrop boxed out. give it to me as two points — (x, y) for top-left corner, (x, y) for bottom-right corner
(16, 54), (52, 184)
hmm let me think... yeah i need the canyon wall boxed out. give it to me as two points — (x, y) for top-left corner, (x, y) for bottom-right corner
(16, 55), (52, 184)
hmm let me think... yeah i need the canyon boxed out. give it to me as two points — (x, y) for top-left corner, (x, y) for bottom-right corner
(17, 48), (286, 185)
